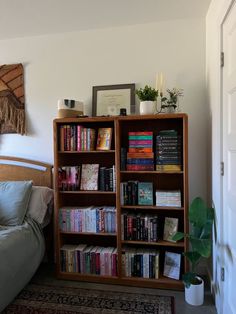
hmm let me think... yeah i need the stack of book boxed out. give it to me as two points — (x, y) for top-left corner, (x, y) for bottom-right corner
(156, 129), (182, 171)
(60, 244), (118, 276)
(127, 131), (154, 171)
(156, 190), (181, 207)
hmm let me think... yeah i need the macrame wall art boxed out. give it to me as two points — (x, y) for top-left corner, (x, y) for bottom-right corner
(0, 63), (26, 135)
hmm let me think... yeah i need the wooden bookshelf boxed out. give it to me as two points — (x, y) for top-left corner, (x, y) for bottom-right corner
(53, 114), (188, 290)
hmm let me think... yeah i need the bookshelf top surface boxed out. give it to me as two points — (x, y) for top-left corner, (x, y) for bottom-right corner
(53, 113), (188, 124)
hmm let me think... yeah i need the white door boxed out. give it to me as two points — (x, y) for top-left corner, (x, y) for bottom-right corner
(222, 2), (236, 313)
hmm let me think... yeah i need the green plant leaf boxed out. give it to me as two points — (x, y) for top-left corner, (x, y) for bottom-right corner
(189, 197), (207, 228)
(190, 237), (212, 257)
(171, 231), (185, 241)
(182, 272), (198, 288)
(183, 251), (201, 265)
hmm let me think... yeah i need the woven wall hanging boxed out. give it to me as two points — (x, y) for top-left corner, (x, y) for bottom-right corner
(0, 63), (26, 135)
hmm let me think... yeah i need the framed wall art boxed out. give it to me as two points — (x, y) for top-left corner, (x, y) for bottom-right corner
(0, 63), (26, 135)
(92, 83), (135, 116)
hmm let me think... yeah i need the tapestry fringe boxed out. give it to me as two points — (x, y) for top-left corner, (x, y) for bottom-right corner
(0, 97), (25, 135)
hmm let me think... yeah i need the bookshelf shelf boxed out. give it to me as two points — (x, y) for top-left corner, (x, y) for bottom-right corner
(120, 205), (184, 211)
(121, 240), (185, 247)
(60, 231), (117, 236)
(54, 114), (188, 290)
(59, 150), (116, 154)
(120, 171), (184, 174)
(59, 191), (116, 195)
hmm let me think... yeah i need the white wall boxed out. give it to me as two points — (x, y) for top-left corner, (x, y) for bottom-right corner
(0, 18), (208, 201)
(206, 0), (233, 313)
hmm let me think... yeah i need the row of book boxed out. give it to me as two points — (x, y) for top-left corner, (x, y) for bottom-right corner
(60, 244), (118, 276)
(60, 126), (113, 151)
(127, 131), (154, 171)
(123, 249), (181, 280)
(121, 214), (179, 243)
(121, 213), (159, 242)
(60, 244), (181, 280)
(122, 248), (160, 278)
(59, 206), (117, 233)
(58, 164), (116, 191)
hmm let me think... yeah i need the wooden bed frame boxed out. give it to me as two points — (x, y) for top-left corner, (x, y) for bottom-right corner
(0, 155), (54, 260)
(0, 156), (52, 188)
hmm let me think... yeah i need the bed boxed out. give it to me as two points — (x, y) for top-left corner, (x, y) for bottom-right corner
(0, 156), (53, 312)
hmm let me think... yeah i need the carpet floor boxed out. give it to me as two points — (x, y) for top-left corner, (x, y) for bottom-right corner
(3, 282), (175, 314)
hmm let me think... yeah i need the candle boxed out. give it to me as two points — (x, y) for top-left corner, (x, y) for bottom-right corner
(160, 73), (163, 94)
(155, 73), (159, 91)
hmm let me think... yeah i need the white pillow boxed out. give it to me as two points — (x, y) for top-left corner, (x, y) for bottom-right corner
(26, 186), (54, 226)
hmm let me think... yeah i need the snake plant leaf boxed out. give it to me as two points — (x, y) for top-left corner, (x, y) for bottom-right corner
(189, 197), (207, 228)
(190, 237), (212, 258)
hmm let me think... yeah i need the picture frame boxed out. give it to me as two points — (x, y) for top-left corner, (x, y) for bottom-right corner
(92, 83), (135, 116)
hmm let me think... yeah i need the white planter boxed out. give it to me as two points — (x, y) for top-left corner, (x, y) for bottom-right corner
(140, 101), (155, 115)
(185, 277), (204, 306)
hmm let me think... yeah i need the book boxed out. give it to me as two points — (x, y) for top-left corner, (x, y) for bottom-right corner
(80, 164), (99, 190)
(96, 128), (113, 150)
(138, 182), (153, 205)
(163, 217), (179, 242)
(163, 251), (181, 280)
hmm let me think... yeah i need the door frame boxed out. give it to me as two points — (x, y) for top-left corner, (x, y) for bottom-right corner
(220, 1), (236, 313)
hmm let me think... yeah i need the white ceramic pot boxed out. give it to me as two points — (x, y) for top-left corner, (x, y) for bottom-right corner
(140, 101), (155, 115)
(185, 277), (204, 306)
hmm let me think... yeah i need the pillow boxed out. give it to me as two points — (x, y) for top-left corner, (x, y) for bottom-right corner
(26, 186), (54, 227)
(0, 181), (33, 226)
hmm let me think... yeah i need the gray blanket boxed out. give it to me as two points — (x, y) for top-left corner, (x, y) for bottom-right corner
(0, 217), (45, 311)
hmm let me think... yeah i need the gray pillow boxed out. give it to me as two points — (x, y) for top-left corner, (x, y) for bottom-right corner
(26, 186), (54, 227)
(0, 181), (33, 226)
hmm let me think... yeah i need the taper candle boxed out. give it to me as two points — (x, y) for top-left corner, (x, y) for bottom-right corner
(155, 73), (159, 91)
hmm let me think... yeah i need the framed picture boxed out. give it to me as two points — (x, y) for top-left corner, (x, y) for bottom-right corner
(92, 83), (135, 116)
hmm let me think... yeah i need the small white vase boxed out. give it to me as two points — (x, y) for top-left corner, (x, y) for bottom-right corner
(185, 277), (204, 306)
(140, 101), (155, 115)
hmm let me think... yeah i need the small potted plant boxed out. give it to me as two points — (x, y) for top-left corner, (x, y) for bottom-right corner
(172, 197), (215, 306)
(161, 88), (183, 113)
(136, 85), (158, 115)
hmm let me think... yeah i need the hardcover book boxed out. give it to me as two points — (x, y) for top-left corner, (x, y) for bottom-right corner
(96, 128), (113, 150)
(80, 164), (99, 190)
(138, 182), (153, 205)
(163, 217), (179, 242)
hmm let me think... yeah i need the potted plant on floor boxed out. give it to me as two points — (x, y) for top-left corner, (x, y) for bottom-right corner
(172, 197), (215, 306)
(136, 85), (158, 115)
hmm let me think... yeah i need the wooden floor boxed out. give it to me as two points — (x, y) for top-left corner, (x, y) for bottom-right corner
(32, 263), (217, 314)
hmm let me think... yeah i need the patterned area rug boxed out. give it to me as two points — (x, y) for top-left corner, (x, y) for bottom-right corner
(3, 283), (175, 314)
